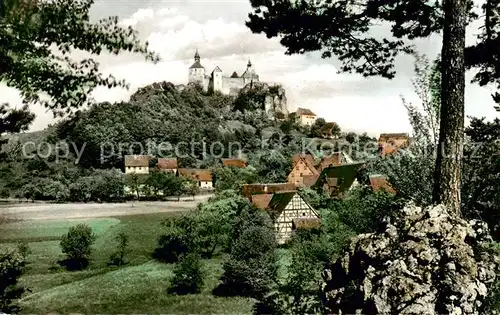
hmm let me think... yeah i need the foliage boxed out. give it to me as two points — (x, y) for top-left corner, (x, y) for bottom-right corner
(0, 0), (158, 114)
(213, 166), (258, 191)
(0, 104), (35, 158)
(168, 253), (205, 295)
(153, 224), (191, 264)
(108, 232), (129, 267)
(0, 245), (28, 314)
(59, 224), (96, 270)
(217, 224), (278, 299)
(371, 54), (441, 206)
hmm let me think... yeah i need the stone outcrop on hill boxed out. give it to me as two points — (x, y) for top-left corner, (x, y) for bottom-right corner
(240, 82), (288, 118)
(322, 204), (499, 315)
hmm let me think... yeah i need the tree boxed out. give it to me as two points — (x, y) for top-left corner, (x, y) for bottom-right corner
(0, 104), (35, 159)
(0, 0), (158, 115)
(108, 232), (129, 266)
(168, 253), (205, 295)
(59, 223), (96, 270)
(246, 0), (499, 215)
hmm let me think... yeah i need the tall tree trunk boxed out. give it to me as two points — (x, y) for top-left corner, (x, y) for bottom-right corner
(432, 0), (467, 216)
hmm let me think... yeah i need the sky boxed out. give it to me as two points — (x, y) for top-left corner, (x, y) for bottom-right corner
(1, 0), (498, 137)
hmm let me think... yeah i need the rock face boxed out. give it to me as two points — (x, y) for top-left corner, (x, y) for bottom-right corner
(240, 82), (288, 118)
(322, 204), (499, 315)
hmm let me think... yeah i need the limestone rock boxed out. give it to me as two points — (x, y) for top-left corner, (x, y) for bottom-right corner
(322, 203), (499, 315)
(240, 82), (288, 118)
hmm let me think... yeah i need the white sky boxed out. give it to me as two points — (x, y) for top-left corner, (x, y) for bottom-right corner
(1, 0), (498, 137)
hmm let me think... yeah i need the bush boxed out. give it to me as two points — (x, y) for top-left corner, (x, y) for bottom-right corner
(216, 225), (278, 299)
(0, 245), (28, 314)
(59, 224), (96, 270)
(108, 232), (129, 266)
(153, 227), (190, 263)
(168, 253), (205, 295)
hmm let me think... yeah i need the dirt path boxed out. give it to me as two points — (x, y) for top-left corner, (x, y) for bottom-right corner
(0, 195), (213, 221)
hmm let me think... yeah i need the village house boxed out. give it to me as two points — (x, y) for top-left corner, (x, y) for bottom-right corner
(266, 191), (320, 244)
(295, 108), (317, 126)
(314, 162), (365, 198)
(287, 154), (320, 187)
(157, 157), (178, 174)
(178, 168), (213, 189)
(124, 155), (151, 174)
(221, 158), (247, 168)
(378, 133), (410, 156)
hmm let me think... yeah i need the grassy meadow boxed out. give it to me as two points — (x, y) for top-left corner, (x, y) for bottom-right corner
(0, 212), (256, 314)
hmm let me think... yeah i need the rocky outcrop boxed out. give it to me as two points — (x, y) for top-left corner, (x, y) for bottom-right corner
(240, 82), (288, 118)
(322, 204), (499, 315)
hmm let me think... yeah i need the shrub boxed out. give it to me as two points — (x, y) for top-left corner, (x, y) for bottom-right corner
(168, 253), (205, 295)
(0, 245), (28, 314)
(153, 227), (190, 263)
(216, 225), (278, 299)
(59, 224), (96, 270)
(108, 232), (129, 266)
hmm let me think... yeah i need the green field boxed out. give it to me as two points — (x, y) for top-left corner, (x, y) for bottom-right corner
(0, 212), (255, 314)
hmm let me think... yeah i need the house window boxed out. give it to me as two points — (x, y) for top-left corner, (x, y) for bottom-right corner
(302, 212), (306, 216)
(300, 173), (303, 177)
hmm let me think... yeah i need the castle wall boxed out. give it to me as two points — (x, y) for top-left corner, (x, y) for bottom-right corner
(222, 76), (245, 95)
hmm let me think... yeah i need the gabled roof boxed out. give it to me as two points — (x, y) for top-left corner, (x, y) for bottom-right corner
(157, 158), (178, 170)
(291, 154), (319, 175)
(266, 191), (296, 220)
(296, 108), (316, 116)
(124, 155), (151, 167)
(251, 194), (274, 209)
(303, 174), (320, 187)
(178, 168), (212, 182)
(316, 153), (342, 172)
(369, 175), (396, 194)
(314, 162), (365, 196)
(221, 158), (247, 168)
(230, 71), (239, 78)
(212, 66), (222, 73)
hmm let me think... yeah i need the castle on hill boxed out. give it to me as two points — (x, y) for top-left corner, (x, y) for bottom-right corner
(188, 49), (261, 95)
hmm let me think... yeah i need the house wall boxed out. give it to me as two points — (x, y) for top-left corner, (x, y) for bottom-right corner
(199, 181), (213, 189)
(300, 115), (316, 126)
(287, 160), (316, 186)
(188, 68), (205, 84)
(274, 194), (319, 244)
(125, 166), (149, 174)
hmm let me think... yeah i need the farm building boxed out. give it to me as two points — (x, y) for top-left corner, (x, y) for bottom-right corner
(178, 168), (213, 189)
(124, 155), (151, 174)
(157, 158), (178, 173)
(221, 158), (247, 168)
(266, 191), (320, 244)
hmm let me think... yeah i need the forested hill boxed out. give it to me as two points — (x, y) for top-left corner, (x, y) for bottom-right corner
(0, 81), (377, 200)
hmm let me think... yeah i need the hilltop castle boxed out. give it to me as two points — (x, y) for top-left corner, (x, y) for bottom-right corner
(188, 50), (260, 95)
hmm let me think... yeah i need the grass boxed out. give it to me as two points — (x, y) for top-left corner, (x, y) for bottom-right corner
(1, 211), (255, 314)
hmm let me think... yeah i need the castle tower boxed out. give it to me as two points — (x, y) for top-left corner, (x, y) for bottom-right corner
(188, 49), (205, 84)
(211, 66), (223, 93)
(241, 58), (259, 86)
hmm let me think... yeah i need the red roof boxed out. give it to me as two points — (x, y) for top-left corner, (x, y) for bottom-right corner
(296, 108), (316, 116)
(221, 158), (247, 168)
(316, 153), (342, 172)
(251, 194), (274, 209)
(369, 175), (396, 194)
(178, 168), (212, 182)
(157, 158), (178, 170)
(241, 183), (297, 198)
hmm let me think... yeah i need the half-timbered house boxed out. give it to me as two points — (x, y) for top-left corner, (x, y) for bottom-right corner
(266, 191), (320, 244)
